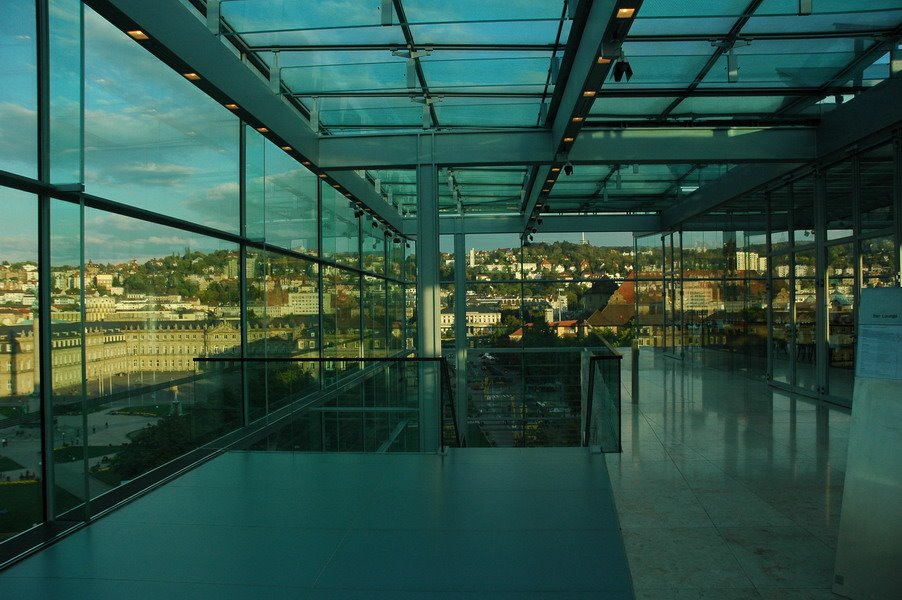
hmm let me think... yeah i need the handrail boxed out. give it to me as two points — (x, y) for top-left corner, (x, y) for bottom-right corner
(596, 337), (623, 358)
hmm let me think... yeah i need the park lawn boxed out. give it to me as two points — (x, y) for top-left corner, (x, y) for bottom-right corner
(53, 445), (122, 463)
(0, 456), (25, 472)
(0, 483), (81, 537)
(109, 404), (171, 418)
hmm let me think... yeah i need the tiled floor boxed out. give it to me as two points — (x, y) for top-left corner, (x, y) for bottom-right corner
(0, 448), (633, 599)
(0, 349), (852, 599)
(615, 350), (849, 599)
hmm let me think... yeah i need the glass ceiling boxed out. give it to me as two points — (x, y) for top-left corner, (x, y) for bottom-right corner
(211, 0), (902, 216)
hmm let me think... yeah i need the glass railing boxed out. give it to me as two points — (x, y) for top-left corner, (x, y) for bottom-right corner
(581, 342), (623, 453)
(465, 347), (614, 448)
(193, 356), (461, 453)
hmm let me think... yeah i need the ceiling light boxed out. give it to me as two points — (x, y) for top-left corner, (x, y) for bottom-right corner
(302, 160), (312, 166)
(727, 49), (739, 83)
(183, 72), (201, 81)
(680, 185), (699, 194)
(546, 178), (555, 183)
(224, 103), (239, 110)
(542, 188), (550, 193)
(582, 90), (597, 97)
(616, 7), (636, 19)
(281, 145), (292, 151)
(563, 137), (575, 143)
(256, 127), (269, 133)
(332, 184), (341, 189)
(551, 167), (561, 173)
(597, 56), (612, 64)
(126, 30), (149, 41)
(572, 116), (584, 123)
(318, 174), (327, 179)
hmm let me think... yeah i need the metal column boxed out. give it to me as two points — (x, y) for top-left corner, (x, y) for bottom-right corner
(416, 163), (441, 452)
(814, 169), (829, 396)
(453, 229), (468, 444)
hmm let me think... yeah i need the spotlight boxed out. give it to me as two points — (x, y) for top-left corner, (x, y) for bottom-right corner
(564, 162), (574, 176)
(354, 209), (364, 218)
(537, 218), (543, 226)
(393, 237), (402, 244)
(528, 234), (534, 242)
(384, 230), (393, 237)
(613, 53), (632, 82)
(372, 221), (379, 228)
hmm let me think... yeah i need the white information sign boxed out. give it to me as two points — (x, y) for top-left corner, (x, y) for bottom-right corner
(834, 287), (902, 600)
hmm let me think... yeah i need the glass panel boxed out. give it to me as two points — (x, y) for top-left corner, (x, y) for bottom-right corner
(825, 161), (853, 240)
(78, 209), (242, 496)
(770, 252), (792, 385)
(422, 54), (552, 94)
(0, 189), (43, 536)
(770, 185), (791, 252)
(363, 276), (386, 357)
(321, 184), (360, 268)
(861, 236), (895, 289)
(246, 251), (320, 421)
(49, 0), (83, 185)
(793, 249), (817, 393)
(48, 199), (86, 519)
(387, 282), (404, 351)
(826, 244), (855, 401)
(860, 143), (894, 234)
(792, 176), (816, 246)
(0, 0), (38, 178)
(362, 218), (386, 275)
(245, 130), (318, 254)
(84, 8), (240, 232)
(322, 267), (361, 383)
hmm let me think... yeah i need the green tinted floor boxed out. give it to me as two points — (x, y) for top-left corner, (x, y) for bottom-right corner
(0, 448), (633, 599)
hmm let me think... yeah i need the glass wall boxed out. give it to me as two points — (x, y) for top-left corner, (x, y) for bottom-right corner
(0, 2), (411, 548)
(649, 140), (899, 406)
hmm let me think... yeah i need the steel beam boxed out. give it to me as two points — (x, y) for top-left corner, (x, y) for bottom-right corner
(317, 127), (816, 170)
(571, 127), (816, 164)
(318, 130), (551, 170)
(401, 213), (660, 235)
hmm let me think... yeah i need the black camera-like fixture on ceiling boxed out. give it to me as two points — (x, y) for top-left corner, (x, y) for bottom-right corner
(613, 52), (632, 83)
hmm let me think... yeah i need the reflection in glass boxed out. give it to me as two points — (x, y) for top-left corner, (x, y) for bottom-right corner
(826, 244), (855, 401)
(0, 1), (38, 178)
(0, 189), (43, 537)
(321, 185), (360, 268)
(73, 209), (242, 497)
(84, 8), (240, 232)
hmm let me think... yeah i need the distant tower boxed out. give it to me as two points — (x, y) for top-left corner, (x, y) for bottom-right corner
(580, 232), (588, 245)
(469, 248), (475, 267)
